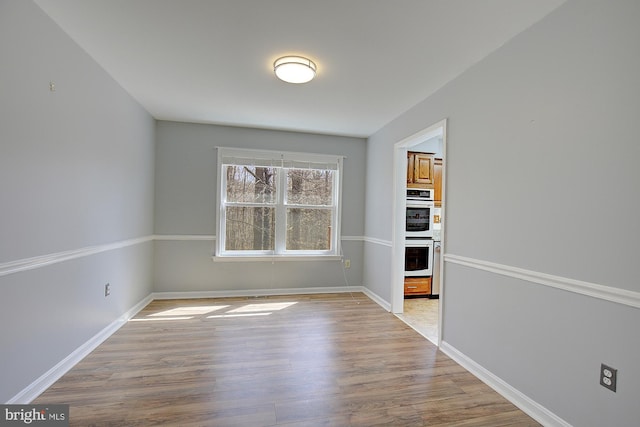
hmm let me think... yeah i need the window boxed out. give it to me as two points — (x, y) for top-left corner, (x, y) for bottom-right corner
(216, 148), (342, 258)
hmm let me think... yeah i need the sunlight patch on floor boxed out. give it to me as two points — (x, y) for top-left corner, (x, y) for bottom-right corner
(129, 316), (194, 322)
(149, 305), (229, 317)
(227, 302), (297, 313)
(130, 300), (299, 322)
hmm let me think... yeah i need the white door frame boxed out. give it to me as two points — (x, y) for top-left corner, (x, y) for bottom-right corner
(391, 118), (447, 345)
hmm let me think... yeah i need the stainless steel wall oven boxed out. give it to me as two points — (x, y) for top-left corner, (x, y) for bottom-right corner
(404, 239), (433, 277)
(406, 188), (434, 238)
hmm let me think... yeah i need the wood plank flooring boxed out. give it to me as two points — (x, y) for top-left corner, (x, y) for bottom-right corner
(34, 293), (540, 426)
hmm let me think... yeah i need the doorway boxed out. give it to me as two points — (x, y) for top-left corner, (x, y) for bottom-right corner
(391, 119), (446, 346)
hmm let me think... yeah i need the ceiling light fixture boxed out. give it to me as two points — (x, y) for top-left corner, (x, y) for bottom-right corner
(273, 56), (317, 84)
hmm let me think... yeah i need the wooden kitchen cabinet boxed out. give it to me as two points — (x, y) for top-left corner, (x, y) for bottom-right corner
(407, 152), (435, 187)
(404, 277), (432, 296)
(434, 157), (443, 207)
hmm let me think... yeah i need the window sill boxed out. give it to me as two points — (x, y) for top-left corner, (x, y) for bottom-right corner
(212, 255), (342, 262)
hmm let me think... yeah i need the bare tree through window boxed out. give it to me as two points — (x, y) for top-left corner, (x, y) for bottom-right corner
(222, 164), (337, 254)
(286, 169), (334, 250)
(224, 165), (276, 251)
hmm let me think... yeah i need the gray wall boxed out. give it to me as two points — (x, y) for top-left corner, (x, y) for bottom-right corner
(364, 0), (639, 425)
(154, 121), (366, 292)
(412, 136), (443, 158)
(0, 0), (155, 403)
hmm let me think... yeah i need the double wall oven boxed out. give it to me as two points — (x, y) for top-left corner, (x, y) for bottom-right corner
(405, 188), (435, 279)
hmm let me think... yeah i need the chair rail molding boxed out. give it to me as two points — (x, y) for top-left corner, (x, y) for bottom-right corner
(445, 253), (640, 309)
(0, 236), (154, 278)
(1, 235), (369, 278)
(363, 236), (392, 247)
(153, 234), (216, 241)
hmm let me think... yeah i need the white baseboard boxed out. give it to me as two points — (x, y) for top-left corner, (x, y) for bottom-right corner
(361, 287), (391, 311)
(152, 286), (365, 300)
(8, 294), (154, 404)
(439, 341), (571, 427)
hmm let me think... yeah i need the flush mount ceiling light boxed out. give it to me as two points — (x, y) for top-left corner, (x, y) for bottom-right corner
(273, 56), (317, 84)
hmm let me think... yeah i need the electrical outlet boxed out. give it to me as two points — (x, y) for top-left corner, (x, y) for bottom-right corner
(104, 283), (111, 297)
(344, 259), (351, 269)
(600, 363), (617, 392)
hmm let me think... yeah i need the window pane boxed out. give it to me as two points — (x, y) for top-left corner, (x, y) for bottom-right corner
(286, 169), (334, 205)
(286, 208), (332, 250)
(226, 165), (277, 203)
(225, 206), (275, 250)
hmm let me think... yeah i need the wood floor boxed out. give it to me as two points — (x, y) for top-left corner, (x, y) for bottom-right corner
(35, 293), (540, 426)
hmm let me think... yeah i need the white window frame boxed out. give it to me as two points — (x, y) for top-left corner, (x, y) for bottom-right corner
(215, 147), (343, 260)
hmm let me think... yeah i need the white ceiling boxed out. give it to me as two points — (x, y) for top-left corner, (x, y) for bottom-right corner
(34, 0), (565, 138)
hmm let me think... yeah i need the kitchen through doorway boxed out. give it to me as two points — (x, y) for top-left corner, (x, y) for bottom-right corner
(391, 119), (446, 346)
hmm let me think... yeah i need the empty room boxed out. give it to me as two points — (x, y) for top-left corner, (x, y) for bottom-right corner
(1, 1), (638, 426)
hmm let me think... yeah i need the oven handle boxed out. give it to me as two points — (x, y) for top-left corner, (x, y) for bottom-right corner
(405, 240), (434, 247)
(406, 200), (434, 206)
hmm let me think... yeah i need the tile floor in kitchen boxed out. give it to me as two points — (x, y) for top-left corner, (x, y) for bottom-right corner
(395, 297), (439, 345)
